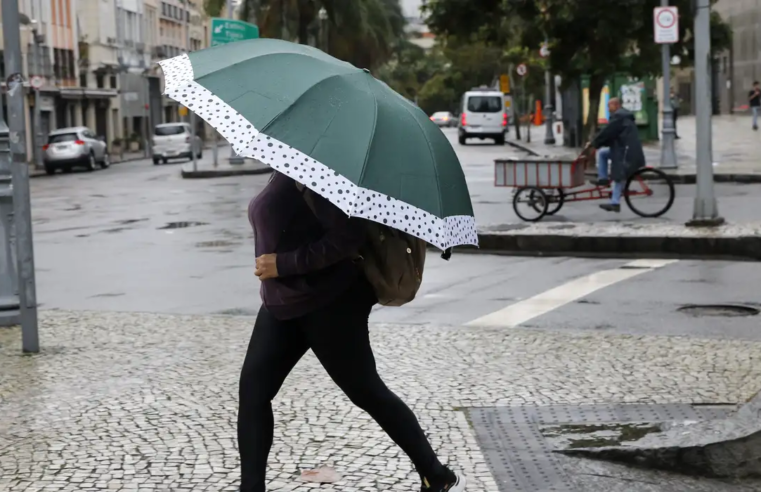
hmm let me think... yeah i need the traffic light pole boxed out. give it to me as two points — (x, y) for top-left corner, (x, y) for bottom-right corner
(2, 0), (41, 353)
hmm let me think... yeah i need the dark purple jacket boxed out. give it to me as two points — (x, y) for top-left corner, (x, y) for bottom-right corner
(248, 172), (367, 319)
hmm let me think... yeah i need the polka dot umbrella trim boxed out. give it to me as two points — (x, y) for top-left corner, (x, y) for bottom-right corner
(159, 52), (478, 251)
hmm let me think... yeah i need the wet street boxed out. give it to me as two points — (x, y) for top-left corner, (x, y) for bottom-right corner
(30, 134), (761, 340)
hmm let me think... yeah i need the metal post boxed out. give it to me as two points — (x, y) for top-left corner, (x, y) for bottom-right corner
(543, 39), (555, 145)
(2, 0), (40, 352)
(659, 0), (678, 169)
(0, 113), (21, 328)
(687, 0), (723, 226)
(33, 34), (43, 170)
(186, 1), (198, 172)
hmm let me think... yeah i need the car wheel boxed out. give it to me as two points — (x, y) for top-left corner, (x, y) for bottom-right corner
(196, 149), (203, 159)
(162, 158), (168, 164)
(100, 153), (110, 169)
(44, 165), (55, 175)
(153, 158), (160, 165)
(62, 165), (72, 174)
(85, 153), (96, 171)
(458, 135), (467, 145)
(495, 136), (505, 145)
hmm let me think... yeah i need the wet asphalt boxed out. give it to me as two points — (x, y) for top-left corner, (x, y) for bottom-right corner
(28, 138), (761, 340)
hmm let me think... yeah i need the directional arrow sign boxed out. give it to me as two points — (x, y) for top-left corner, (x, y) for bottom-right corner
(210, 18), (259, 47)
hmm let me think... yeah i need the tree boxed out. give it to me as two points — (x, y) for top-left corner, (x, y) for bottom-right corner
(237, 0), (405, 70)
(424, 0), (732, 138)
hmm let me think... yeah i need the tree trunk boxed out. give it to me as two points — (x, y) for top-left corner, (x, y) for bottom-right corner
(583, 74), (606, 143)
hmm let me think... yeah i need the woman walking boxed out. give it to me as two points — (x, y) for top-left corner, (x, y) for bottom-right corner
(239, 171), (466, 492)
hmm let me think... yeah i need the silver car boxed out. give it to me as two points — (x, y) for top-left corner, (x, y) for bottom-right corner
(430, 111), (457, 127)
(43, 127), (110, 175)
(152, 123), (203, 165)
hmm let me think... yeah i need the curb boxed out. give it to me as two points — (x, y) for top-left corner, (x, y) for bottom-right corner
(474, 232), (761, 261)
(181, 165), (273, 179)
(505, 140), (540, 156)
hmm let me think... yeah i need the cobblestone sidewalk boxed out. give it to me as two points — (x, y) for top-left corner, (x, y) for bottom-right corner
(1, 310), (760, 492)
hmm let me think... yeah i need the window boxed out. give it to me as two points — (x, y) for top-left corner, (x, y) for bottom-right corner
(48, 133), (79, 144)
(110, 76), (117, 89)
(467, 96), (503, 113)
(79, 72), (87, 88)
(154, 124), (186, 136)
(96, 73), (104, 88)
(161, 2), (167, 15)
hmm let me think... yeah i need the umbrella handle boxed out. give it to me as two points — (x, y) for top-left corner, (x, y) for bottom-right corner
(441, 248), (452, 261)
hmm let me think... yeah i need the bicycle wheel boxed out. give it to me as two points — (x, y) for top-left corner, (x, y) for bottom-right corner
(513, 186), (548, 222)
(625, 167), (675, 218)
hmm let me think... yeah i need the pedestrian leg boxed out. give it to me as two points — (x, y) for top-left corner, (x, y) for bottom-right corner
(596, 147), (610, 182)
(238, 308), (309, 492)
(302, 281), (450, 486)
(673, 109), (679, 138)
(611, 180), (623, 205)
(754, 107), (759, 130)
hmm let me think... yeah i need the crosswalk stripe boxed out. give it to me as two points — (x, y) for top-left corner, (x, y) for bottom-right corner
(465, 259), (678, 328)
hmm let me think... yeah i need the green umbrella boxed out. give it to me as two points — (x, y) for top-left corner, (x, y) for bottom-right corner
(159, 39), (477, 250)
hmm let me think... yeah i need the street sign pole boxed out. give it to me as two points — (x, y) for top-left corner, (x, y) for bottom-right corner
(655, 3), (678, 170)
(541, 40), (555, 145)
(186, 3), (198, 172)
(2, 0), (40, 353)
(688, 0), (723, 226)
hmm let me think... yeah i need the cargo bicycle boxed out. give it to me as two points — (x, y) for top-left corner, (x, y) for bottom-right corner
(494, 151), (676, 222)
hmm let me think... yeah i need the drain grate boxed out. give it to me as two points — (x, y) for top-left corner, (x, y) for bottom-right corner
(467, 404), (731, 492)
(678, 304), (760, 317)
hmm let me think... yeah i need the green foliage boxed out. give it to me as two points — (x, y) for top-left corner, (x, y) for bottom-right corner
(203, 0), (226, 17)
(238, 0), (405, 70)
(424, 0), (732, 136)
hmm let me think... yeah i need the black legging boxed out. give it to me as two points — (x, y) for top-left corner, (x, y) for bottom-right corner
(237, 279), (445, 491)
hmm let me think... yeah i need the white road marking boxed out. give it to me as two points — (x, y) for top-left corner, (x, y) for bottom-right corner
(466, 259), (678, 328)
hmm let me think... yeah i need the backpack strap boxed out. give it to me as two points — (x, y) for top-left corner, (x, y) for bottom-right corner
(294, 181), (317, 215)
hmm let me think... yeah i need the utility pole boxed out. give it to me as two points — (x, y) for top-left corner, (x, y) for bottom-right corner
(185, 0), (198, 172)
(2, 0), (41, 353)
(542, 39), (555, 145)
(32, 24), (44, 170)
(687, 0), (723, 226)
(659, 0), (678, 169)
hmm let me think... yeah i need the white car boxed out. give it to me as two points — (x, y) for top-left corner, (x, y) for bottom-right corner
(152, 123), (202, 165)
(43, 127), (110, 174)
(458, 89), (508, 145)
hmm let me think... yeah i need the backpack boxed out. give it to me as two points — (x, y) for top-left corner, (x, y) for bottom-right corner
(295, 183), (427, 306)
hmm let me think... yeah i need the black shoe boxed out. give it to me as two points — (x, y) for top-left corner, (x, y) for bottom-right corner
(421, 468), (466, 491)
(599, 203), (621, 213)
(592, 178), (610, 186)
(754, 126), (758, 131)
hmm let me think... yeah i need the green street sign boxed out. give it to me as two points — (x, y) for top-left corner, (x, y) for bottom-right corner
(210, 18), (259, 46)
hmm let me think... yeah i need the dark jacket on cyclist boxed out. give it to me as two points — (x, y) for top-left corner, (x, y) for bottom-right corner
(591, 108), (645, 182)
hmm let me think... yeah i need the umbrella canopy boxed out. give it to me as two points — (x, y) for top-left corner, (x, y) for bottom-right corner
(159, 39), (477, 250)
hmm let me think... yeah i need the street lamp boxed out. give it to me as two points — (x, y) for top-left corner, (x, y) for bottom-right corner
(318, 8), (328, 52)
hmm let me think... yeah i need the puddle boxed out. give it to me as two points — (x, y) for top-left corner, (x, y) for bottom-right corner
(195, 240), (238, 248)
(678, 304), (759, 317)
(158, 221), (208, 230)
(89, 292), (125, 298)
(541, 422), (663, 449)
(116, 218), (148, 225)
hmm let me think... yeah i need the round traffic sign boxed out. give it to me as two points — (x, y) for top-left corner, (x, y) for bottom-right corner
(539, 44), (550, 58)
(516, 64), (528, 77)
(30, 75), (44, 89)
(655, 8), (676, 29)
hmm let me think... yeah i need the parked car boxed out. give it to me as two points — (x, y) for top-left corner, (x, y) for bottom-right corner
(458, 88), (508, 145)
(430, 111), (457, 127)
(43, 127), (110, 175)
(152, 123), (202, 165)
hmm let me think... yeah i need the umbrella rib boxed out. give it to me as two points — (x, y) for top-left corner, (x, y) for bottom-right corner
(356, 77), (379, 207)
(396, 102), (444, 218)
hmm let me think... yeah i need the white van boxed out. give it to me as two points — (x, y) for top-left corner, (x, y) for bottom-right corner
(458, 89), (507, 145)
